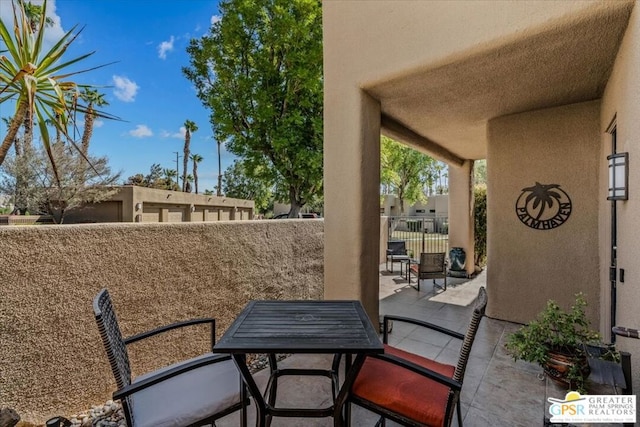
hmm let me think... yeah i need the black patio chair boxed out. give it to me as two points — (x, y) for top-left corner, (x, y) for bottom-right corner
(386, 240), (410, 273)
(346, 286), (488, 427)
(409, 252), (448, 292)
(93, 288), (248, 427)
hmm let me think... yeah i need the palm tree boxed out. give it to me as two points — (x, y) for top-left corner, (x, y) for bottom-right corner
(217, 138), (223, 197)
(182, 120), (198, 191)
(185, 174), (194, 193)
(17, 0), (54, 151)
(78, 88), (108, 157)
(1, 117), (21, 156)
(190, 153), (203, 194)
(163, 168), (178, 190)
(20, 0), (54, 32)
(0, 0), (118, 177)
(522, 182), (563, 220)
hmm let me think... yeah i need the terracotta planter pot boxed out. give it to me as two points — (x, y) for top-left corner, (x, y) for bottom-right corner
(544, 347), (590, 389)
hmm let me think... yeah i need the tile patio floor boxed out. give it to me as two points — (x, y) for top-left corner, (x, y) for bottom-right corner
(218, 267), (623, 427)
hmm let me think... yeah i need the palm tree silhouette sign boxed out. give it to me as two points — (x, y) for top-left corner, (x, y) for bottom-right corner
(516, 182), (572, 230)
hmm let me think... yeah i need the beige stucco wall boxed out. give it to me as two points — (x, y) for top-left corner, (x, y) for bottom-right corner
(0, 221), (323, 424)
(323, 90), (381, 324)
(600, 4), (640, 390)
(323, 0), (609, 92)
(486, 101), (601, 325)
(323, 0), (639, 394)
(322, 1), (624, 325)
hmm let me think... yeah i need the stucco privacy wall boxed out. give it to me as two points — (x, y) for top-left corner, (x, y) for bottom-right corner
(0, 221), (323, 424)
(486, 101), (600, 325)
(600, 4), (640, 390)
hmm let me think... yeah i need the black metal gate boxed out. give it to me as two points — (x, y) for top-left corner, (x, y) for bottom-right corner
(387, 216), (449, 258)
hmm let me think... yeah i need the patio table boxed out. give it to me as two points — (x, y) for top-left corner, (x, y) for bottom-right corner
(214, 300), (383, 427)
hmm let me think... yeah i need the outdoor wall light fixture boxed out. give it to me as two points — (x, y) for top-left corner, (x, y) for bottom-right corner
(607, 152), (629, 201)
(190, 205), (196, 213)
(135, 202), (142, 211)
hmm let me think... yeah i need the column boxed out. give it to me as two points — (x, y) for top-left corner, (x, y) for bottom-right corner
(324, 88), (381, 324)
(448, 160), (475, 277)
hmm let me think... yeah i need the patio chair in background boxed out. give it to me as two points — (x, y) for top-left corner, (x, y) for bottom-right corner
(346, 286), (488, 427)
(409, 252), (448, 292)
(386, 240), (410, 273)
(93, 289), (248, 427)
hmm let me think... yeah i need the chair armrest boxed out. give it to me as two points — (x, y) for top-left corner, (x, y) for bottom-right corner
(112, 353), (231, 401)
(386, 249), (393, 255)
(124, 318), (215, 345)
(382, 315), (464, 344)
(369, 353), (462, 392)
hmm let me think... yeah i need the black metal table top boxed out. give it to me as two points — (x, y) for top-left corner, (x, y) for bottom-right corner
(215, 300), (383, 354)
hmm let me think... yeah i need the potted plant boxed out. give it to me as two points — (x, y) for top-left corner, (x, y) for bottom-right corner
(505, 293), (601, 392)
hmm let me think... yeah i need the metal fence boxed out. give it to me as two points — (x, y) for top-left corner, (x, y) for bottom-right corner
(387, 216), (449, 257)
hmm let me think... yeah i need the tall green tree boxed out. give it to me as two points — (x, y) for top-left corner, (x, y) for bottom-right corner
(182, 120), (197, 191)
(223, 160), (273, 214)
(380, 136), (438, 215)
(190, 153), (203, 194)
(183, 0), (323, 218)
(474, 159), (487, 186)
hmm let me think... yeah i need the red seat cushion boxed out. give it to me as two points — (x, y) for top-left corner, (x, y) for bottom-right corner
(352, 344), (455, 427)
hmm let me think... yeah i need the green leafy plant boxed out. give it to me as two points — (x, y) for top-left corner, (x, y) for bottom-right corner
(506, 293), (601, 392)
(473, 183), (487, 267)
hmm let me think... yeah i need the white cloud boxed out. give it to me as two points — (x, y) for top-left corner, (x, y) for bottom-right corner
(112, 75), (139, 102)
(0, 0), (66, 49)
(160, 127), (186, 139)
(93, 120), (104, 128)
(158, 36), (175, 59)
(129, 125), (153, 138)
(211, 15), (221, 25)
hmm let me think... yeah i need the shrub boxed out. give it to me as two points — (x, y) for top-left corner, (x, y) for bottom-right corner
(474, 184), (487, 266)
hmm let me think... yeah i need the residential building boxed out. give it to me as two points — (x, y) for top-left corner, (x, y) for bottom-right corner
(323, 0), (640, 388)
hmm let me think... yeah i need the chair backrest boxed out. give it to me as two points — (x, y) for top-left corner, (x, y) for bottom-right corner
(93, 288), (132, 390)
(452, 286), (487, 383)
(419, 252), (446, 273)
(387, 240), (407, 255)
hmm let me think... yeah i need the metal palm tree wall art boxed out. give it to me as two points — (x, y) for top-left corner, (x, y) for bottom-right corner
(515, 182), (572, 230)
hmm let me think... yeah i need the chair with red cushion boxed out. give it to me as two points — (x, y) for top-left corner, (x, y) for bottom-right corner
(346, 286), (487, 427)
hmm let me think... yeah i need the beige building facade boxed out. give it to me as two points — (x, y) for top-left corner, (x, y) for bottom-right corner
(65, 185), (254, 223)
(381, 194), (449, 218)
(323, 0), (639, 388)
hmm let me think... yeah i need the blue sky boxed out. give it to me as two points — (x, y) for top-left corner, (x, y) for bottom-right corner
(1, 0), (234, 192)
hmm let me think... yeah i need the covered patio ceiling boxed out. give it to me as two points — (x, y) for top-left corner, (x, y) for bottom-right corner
(368, 1), (634, 163)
